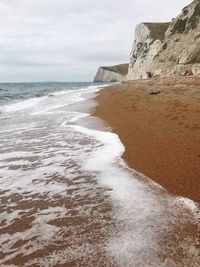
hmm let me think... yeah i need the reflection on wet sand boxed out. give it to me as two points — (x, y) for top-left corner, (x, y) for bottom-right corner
(0, 86), (199, 267)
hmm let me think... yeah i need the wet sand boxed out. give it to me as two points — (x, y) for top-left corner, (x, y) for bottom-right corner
(1, 82), (200, 266)
(93, 76), (200, 204)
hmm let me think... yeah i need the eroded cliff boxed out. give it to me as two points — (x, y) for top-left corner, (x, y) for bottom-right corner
(149, 0), (200, 76)
(127, 23), (169, 80)
(94, 64), (129, 82)
(94, 1), (200, 82)
(127, 0), (200, 80)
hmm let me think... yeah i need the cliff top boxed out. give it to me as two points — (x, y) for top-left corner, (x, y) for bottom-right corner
(101, 63), (129, 76)
(142, 22), (170, 41)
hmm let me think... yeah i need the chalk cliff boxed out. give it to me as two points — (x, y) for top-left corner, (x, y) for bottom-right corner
(149, 0), (200, 76)
(127, 0), (200, 80)
(127, 23), (169, 80)
(94, 1), (200, 82)
(94, 64), (129, 82)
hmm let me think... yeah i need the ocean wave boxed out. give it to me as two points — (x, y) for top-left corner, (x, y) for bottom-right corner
(34, 92), (46, 97)
(0, 83), (199, 266)
(87, 84), (110, 89)
(0, 84), (98, 114)
(0, 97), (45, 113)
(68, 119), (200, 267)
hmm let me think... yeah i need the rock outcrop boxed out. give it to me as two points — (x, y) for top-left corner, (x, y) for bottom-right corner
(94, 1), (200, 82)
(94, 64), (129, 82)
(127, 23), (169, 80)
(148, 0), (200, 76)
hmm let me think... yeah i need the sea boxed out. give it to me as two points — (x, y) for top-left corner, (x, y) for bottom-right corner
(0, 82), (199, 267)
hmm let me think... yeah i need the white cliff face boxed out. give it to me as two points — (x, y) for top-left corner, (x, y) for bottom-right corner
(127, 23), (168, 80)
(149, 0), (200, 76)
(94, 67), (124, 82)
(94, 64), (129, 82)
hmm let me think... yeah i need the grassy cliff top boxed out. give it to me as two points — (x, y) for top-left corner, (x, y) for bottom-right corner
(101, 63), (129, 75)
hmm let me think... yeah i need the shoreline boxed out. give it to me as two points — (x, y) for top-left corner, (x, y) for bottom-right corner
(93, 76), (200, 205)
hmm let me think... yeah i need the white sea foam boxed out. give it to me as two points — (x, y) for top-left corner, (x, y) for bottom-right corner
(68, 120), (200, 266)
(0, 97), (45, 113)
(0, 83), (199, 266)
(0, 84), (102, 114)
(51, 89), (75, 96)
(0, 207), (67, 265)
(30, 84), (105, 116)
(87, 84), (111, 89)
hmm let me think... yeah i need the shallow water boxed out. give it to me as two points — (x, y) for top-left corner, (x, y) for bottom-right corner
(0, 83), (199, 267)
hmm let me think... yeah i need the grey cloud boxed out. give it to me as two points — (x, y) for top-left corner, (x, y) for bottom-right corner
(0, 0), (192, 82)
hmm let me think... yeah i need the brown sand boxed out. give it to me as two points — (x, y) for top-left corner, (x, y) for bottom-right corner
(93, 76), (200, 204)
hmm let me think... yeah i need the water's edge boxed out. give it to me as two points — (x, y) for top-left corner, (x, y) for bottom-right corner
(0, 84), (199, 267)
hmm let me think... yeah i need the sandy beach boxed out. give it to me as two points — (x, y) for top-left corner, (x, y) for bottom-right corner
(0, 81), (200, 266)
(93, 76), (200, 204)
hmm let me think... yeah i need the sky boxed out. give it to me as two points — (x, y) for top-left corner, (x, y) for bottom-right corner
(0, 0), (192, 82)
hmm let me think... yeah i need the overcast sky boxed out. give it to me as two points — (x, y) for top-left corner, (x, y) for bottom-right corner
(0, 0), (192, 82)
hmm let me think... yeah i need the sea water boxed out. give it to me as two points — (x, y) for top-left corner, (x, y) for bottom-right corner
(0, 82), (199, 267)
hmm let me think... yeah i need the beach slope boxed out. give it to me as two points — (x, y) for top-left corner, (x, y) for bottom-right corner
(93, 76), (200, 204)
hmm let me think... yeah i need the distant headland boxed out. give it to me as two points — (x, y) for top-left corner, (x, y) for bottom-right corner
(94, 0), (200, 82)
